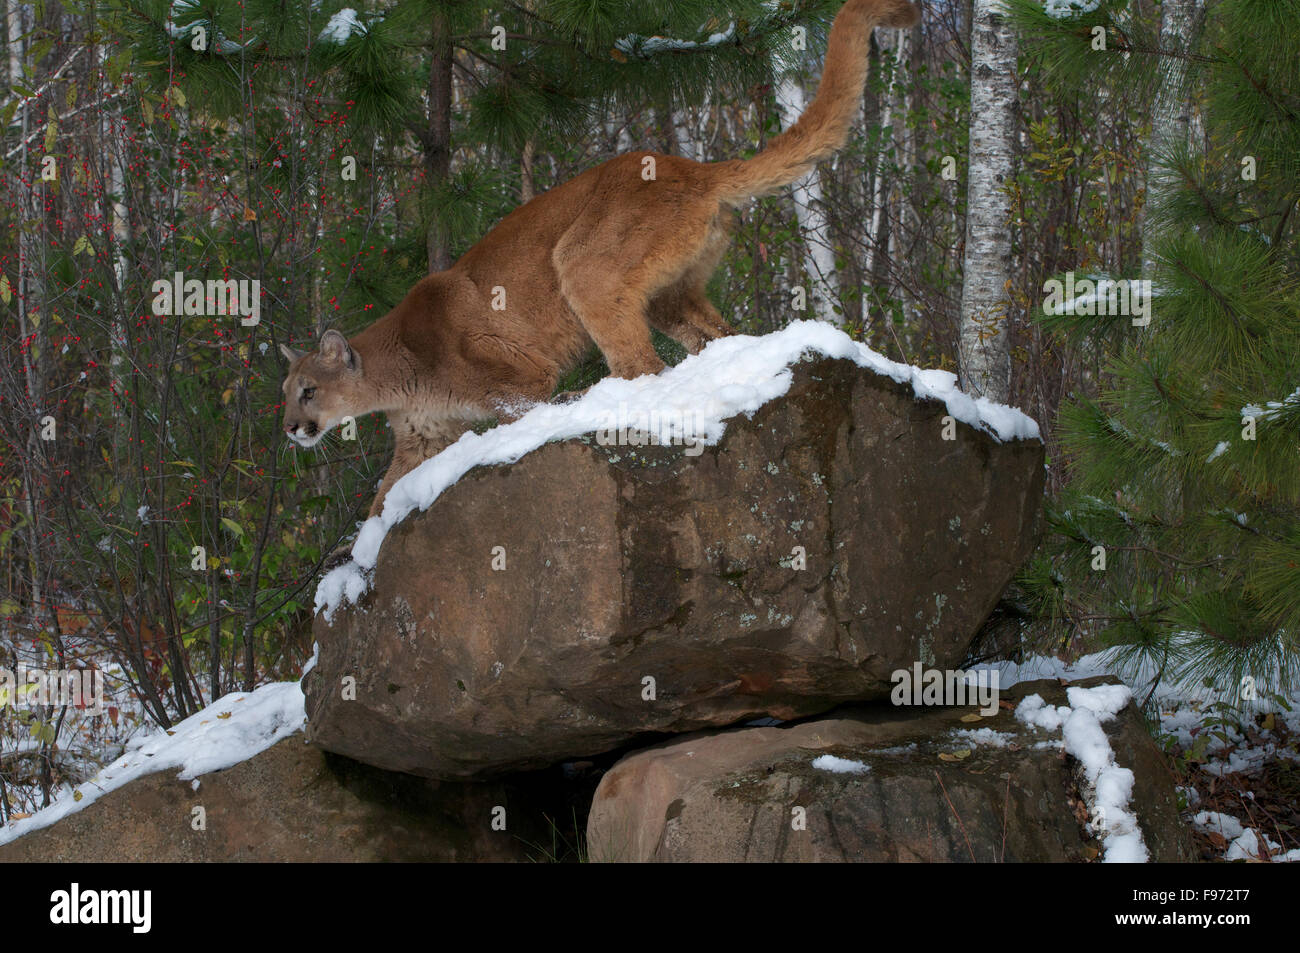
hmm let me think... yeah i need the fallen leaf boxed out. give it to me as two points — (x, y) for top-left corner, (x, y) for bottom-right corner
(960, 713), (983, 723)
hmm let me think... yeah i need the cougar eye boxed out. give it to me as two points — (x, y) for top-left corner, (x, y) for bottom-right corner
(301, 387), (316, 402)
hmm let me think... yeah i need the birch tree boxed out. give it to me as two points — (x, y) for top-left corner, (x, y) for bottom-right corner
(958, 0), (1019, 403)
(1141, 0), (1205, 275)
(776, 70), (842, 324)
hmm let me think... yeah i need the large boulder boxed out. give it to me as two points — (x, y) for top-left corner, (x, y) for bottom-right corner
(0, 737), (569, 863)
(304, 356), (1044, 779)
(586, 677), (1197, 863)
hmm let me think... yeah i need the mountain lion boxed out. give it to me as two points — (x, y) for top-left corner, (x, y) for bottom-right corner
(281, 0), (919, 518)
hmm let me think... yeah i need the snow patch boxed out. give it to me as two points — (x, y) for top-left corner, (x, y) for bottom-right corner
(0, 682), (305, 846)
(1242, 386), (1300, 423)
(614, 25), (735, 58)
(812, 754), (870, 775)
(1044, 0), (1101, 18)
(1016, 684), (1149, 863)
(318, 8), (367, 44)
(951, 727), (1016, 748)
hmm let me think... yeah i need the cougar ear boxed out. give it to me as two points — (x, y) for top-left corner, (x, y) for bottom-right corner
(318, 329), (359, 372)
(279, 343), (307, 363)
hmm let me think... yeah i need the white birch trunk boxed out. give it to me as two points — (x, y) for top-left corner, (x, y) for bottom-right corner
(862, 29), (910, 325)
(1142, 0), (1205, 275)
(958, 0), (1018, 403)
(98, 47), (131, 412)
(776, 73), (842, 325)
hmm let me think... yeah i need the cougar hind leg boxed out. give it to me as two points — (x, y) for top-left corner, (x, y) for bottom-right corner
(555, 264), (666, 380)
(554, 188), (740, 378)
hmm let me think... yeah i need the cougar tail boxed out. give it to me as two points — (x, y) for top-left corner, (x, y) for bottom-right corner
(715, 0), (919, 203)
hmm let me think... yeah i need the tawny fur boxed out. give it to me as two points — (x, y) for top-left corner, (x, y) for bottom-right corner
(281, 0), (920, 518)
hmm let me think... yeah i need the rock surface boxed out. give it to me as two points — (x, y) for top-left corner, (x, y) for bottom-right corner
(586, 677), (1196, 863)
(304, 357), (1045, 779)
(0, 738), (568, 862)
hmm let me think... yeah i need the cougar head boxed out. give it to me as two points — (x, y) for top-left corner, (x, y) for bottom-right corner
(279, 329), (365, 448)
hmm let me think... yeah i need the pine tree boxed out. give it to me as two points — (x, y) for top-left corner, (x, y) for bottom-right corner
(130, 0), (839, 291)
(1010, 0), (1300, 705)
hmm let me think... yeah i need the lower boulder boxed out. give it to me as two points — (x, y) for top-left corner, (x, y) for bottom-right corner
(586, 677), (1195, 863)
(0, 738), (572, 862)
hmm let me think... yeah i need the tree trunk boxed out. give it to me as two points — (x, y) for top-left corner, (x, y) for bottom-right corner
(520, 138), (536, 203)
(776, 72), (842, 325)
(425, 8), (453, 273)
(1141, 0), (1205, 275)
(958, 0), (1018, 403)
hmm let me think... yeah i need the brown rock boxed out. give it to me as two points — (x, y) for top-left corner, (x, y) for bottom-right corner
(0, 738), (562, 862)
(587, 677), (1197, 862)
(304, 358), (1044, 778)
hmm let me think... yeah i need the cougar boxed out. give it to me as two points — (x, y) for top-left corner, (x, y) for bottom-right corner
(281, 0), (920, 518)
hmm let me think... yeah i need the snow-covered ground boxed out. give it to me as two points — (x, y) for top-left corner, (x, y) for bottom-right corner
(0, 636), (152, 821)
(315, 321), (1042, 621)
(972, 651), (1300, 862)
(0, 681), (304, 846)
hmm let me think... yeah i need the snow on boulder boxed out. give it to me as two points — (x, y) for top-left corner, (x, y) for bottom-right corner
(315, 322), (1039, 621)
(304, 327), (1046, 779)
